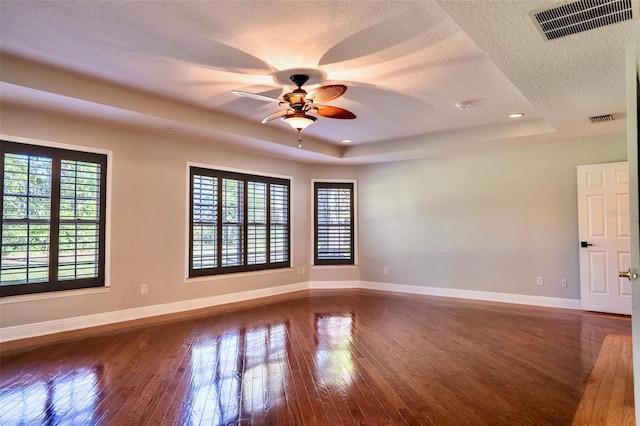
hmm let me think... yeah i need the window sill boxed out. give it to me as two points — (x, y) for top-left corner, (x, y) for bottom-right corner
(0, 286), (111, 305)
(185, 267), (295, 283)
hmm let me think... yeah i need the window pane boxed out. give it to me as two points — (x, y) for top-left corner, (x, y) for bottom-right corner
(192, 175), (218, 269)
(270, 225), (288, 263)
(58, 160), (102, 281)
(247, 225), (266, 265)
(1, 153), (52, 285)
(222, 178), (243, 267)
(2, 154), (52, 220)
(60, 160), (101, 221)
(58, 223), (99, 280)
(248, 182), (266, 223)
(1, 223), (50, 285)
(270, 184), (288, 263)
(315, 183), (354, 264)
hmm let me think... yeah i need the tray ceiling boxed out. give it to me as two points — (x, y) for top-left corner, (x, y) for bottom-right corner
(0, 0), (638, 164)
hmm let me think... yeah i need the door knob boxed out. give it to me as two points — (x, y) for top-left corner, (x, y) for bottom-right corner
(618, 269), (638, 280)
(580, 241), (593, 248)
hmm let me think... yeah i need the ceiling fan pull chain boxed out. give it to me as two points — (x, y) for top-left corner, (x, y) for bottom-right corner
(297, 129), (303, 148)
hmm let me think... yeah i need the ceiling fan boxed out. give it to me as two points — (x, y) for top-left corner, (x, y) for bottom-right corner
(232, 74), (356, 147)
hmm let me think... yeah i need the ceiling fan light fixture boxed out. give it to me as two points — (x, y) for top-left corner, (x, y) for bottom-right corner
(282, 113), (317, 130)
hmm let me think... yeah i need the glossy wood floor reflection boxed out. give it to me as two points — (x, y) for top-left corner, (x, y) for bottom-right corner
(572, 334), (634, 425)
(0, 290), (633, 425)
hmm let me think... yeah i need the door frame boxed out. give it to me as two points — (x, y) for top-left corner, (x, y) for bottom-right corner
(625, 41), (640, 419)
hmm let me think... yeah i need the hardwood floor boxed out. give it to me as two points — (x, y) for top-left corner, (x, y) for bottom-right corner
(572, 334), (635, 425)
(0, 289), (633, 425)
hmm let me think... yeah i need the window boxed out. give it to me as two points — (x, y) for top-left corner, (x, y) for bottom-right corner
(1, 141), (107, 297)
(314, 182), (355, 265)
(190, 167), (290, 277)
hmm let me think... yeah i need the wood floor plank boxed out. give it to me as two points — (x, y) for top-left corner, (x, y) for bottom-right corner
(605, 336), (631, 426)
(573, 334), (634, 426)
(357, 356), (407, 411)
(589, 335), (622, 425)
(0, 290), (634, 425)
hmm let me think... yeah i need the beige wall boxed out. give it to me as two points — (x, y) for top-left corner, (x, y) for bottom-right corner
(358, 136), (627, 299)
(0, 103), (627, 330)
(0, 105), (356, 328)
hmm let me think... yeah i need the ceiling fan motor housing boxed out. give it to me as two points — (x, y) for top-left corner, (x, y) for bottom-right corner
(284, 89), (308, 111)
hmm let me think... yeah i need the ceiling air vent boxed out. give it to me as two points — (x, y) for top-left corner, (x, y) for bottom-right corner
(589, 114), (615, 123)
(529, 0), (638, 41)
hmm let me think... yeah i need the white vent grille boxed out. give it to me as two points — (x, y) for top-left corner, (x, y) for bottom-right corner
(530, 0), (637, 41)
(589, 114), (615, 123)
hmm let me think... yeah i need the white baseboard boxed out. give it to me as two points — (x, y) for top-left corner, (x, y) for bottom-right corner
(0, 280), (583, 344)
(308, 281), (360, 290)
(0, 282), (307, 343)
(359, 281), (583, 310)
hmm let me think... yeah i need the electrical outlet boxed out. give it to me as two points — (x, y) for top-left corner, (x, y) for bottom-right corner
(301, 266), (305, 274)
(536, 276), (544, 286)
(383, 266), (389, 275)
(141, 284), (148, 294)
(561, 279), (568, 288)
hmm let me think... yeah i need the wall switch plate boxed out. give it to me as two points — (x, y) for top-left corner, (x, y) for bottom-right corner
(561, 279), (568, 288)
(536, 277), (544, 286)
(383, 267), (389, 275)
(141, 284), (148, 294)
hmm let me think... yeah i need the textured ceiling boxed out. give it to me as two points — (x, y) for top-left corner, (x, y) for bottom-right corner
(0, 0), (638, 164)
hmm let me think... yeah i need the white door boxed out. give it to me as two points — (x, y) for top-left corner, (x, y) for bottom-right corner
(577, 162), (631, 315)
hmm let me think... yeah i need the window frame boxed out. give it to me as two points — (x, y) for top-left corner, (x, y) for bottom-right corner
(313, 181), (356, 266)
(189, 166), (291, 277)
(0, 140), (108, 297)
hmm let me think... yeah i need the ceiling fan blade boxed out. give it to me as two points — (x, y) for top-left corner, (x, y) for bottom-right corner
(262, 109), (290, 123)
(306, 85), (347, 103)
(232, 90), (279, 102)
(313, 105), (356, 119)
